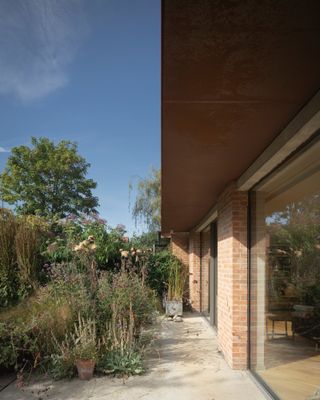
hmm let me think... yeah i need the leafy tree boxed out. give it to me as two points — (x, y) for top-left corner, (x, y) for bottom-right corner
(0, 137), (98, 218)
(130, 168), (160, 232)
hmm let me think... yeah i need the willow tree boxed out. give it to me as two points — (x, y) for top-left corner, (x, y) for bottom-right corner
(130, 168), (160, 232)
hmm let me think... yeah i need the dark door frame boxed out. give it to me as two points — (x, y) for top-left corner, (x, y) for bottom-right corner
(210, 221), (218, 327)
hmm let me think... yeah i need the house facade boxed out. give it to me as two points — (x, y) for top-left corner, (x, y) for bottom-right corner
(161, 2), (320, 399)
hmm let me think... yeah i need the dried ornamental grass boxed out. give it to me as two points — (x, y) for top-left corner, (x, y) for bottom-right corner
(15, 219), (41, 296)
(167, 258), (188, 301)
(0, 209), (17, 305)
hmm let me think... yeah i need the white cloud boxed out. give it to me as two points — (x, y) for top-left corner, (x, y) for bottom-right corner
(0, 147), (10, 153)
(0, 0), (88, 101)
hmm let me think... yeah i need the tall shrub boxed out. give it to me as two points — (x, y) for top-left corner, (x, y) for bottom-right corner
(145, 250), (175, 298)
(167, 257), (187, 301)
(97, 270), (157, 338)
(0, 209), (17, 306)
(45, 214), (126, 270)
(96, 270), (157, 376)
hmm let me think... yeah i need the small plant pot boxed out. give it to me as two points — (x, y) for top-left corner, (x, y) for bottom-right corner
(76, 359), (96, 380)
(165, 300), (183, 317)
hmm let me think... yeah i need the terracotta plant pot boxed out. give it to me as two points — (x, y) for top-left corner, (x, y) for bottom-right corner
(76, 359), (96, 380)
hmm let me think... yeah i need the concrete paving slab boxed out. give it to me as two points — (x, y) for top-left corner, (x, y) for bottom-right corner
(0, 373), (16, 391)
(0, 314), (266, 400)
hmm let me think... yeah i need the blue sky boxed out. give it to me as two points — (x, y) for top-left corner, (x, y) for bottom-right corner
(0, 0), (160, 236)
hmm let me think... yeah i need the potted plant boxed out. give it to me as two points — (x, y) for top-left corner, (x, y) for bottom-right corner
(165, 258), (187, 317)
(73, 314), (98, 380)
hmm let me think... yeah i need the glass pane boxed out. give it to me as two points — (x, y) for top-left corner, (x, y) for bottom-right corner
(250, 140), (320, 400)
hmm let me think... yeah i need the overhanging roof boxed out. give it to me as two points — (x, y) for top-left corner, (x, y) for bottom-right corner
(161, 0), (320, 234)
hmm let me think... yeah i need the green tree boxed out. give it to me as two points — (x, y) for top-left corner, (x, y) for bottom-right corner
(0, 137), (98, 218)
(130, 168), (160, 232)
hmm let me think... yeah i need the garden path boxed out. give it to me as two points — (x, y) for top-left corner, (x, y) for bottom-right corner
(1, 314), (267, 400)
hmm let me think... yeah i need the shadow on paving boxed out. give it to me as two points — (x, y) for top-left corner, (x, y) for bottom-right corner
(0, 314), (266, 400)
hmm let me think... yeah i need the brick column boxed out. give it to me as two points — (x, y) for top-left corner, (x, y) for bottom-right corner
(217, 182), (248, 369)
(189, 232), (201, 312)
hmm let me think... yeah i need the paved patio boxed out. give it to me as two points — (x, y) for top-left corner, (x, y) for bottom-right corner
(1, 314), (267, 400)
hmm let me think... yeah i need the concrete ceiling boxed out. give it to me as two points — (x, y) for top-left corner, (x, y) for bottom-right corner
(161, 0), (320, 233)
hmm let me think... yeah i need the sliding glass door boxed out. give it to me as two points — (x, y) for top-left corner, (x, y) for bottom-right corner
(201, 221), (218, 327)
(210, 222), (218, 327)
(249, 137), (320, 400)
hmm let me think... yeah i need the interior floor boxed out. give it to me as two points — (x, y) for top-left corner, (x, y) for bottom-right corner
(257, 321), (320, 400)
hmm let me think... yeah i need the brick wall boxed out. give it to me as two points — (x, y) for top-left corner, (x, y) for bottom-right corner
(217, 182), (248, 369)
(171, 232), (189, 267)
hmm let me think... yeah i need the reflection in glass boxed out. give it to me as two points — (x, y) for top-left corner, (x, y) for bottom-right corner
(250, 140), (320, 400)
